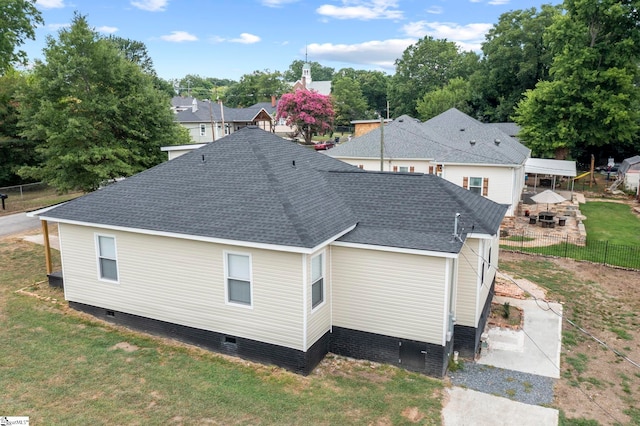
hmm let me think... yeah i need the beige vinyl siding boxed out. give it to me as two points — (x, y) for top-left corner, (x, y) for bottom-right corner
(59, 224), (304, 350)
(443, 165), (517, 215)
(455, 238), (481, 327)
(331, 246), (448, 345)
(167, 149), (196, 160)
(305, 247), (332, 349)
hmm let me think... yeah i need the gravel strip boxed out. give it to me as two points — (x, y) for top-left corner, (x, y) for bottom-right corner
(448, 363), (555, 406)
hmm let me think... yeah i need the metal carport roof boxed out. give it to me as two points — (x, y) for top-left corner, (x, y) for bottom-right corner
(525, 158), (577, 177)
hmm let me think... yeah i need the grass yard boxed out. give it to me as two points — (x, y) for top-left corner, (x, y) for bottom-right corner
(0, 184), (82, 216)
(580, 201), (640, 245)
(0, 238), (443, 425)
(499, 252), (640, 426)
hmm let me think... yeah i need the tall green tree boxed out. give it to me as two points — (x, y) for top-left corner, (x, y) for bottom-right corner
(514, 0), (640, 160)
(283, 60), (334, 82)
(416, 77), (472, 120)
(276, 90), (334, 144)
(224, 70), (287, 107)
(331, 75), (369, 126)
(18, 14), (190, 192)
(388, 36), (479, 117)
(0, 0), (43, 74)
(472, 5), (560, 122)
(0, 69), (38, 186)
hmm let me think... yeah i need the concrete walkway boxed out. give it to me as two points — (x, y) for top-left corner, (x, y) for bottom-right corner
(443, 291), (563, 425)
(443, 388), (559, 426)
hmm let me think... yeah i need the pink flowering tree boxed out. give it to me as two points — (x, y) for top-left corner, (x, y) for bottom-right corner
(276, 90), (334, 145)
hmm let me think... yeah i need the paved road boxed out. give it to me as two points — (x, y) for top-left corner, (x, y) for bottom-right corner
(0, 212), (41, 238)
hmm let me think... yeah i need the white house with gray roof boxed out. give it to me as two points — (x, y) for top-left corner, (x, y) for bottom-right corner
(32, 127), (507, 377)
(172, 96), (273, 143)
(327, 109), (531, 216)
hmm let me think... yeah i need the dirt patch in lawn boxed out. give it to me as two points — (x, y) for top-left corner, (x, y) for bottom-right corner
(488, 302), (523, 330)
(500, 251), (640, 425)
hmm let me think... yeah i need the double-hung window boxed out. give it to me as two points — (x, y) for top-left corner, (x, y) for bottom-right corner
(311, 253), (324, 309)
(199, 123), (206, 136)
(226, 253), (252, 306)
(468, 177), (483, 195)
(96, 235), (118, 282)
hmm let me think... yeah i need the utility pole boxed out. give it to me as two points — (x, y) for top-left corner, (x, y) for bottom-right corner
(380, 115), (384, 171)
(208, 100), (215, 142)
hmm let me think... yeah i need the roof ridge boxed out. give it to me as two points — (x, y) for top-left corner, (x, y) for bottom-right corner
(247, 135), (314, 247)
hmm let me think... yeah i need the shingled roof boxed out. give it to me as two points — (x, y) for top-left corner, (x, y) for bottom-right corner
(173, 97), (270, 124)
(328, 108), (530, 166)
(41, 127), (506, 253)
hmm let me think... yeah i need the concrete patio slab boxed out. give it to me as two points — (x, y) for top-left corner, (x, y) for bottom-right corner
(478, 296), (563, 378)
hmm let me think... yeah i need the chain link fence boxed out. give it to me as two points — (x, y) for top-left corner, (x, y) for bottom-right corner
(0, 182), (80, 215)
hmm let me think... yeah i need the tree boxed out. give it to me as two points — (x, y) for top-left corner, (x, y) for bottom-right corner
(283, 60), (334, 82)
(416, 77), (472, 120)
(18, 14), (190, 192)
(471, 5), (560, 122)
(0, 0), (43, 74)
(0, 69), (39, 186)
(388, 36), (479, 117)
(514, 0), (640, 160)
(331, 75), (369, 126)
(358, 70), (390, 117)
(224, 70), (288, 107)
(276, 90), (334, 144)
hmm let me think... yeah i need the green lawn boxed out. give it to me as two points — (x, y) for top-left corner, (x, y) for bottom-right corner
(0, 239), (443, 425)
(580, 201), (640, 245)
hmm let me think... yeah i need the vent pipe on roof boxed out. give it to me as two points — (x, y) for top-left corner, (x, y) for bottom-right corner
(460, 128), (465, 131)
(470, 140), (476, 146)
(494, 139), (501, 146)
(292, 160), (296, 168)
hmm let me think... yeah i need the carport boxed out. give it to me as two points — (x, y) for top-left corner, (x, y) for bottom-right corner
(525, 158), (577, 197)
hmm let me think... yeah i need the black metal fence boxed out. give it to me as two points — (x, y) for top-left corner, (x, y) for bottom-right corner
(500, 231), (640, 270)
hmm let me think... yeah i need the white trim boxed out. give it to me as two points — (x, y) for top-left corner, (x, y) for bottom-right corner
(443, 258), (452, 345)
(328, 246), (333, 333)
(330, 241), (458, 258)
(302, 254), (308, 351)
(440, 162), (523, 168)
(38, 217), (357, 255)
(94, 233), (119, 284)
(224, 250), (253, 309)
(466, 233), (495, 240)
(310, 250), (326, 311)
(160, 143), (207, 152)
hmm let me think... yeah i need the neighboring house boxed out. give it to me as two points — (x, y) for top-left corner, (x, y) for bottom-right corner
(618, 155), (640, 192)
(172, 96), (272, 142)
(327, 109), (531, 216)
(351, 119), (392, 137)
(33, 127), (506, 378)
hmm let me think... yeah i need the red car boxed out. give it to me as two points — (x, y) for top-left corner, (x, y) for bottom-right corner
(314, 140), (335, 150)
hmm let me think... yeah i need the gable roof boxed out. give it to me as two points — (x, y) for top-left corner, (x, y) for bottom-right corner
(173, 97), (271, 124)
(40, 127), (506, 253)
(328, 109), (530, 166)
(620, 155), (640, 174)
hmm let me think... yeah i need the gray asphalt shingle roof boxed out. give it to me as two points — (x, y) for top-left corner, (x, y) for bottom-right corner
(42, 127), (506, 253)
(174, 98), (269, 123)
(328, 108), (530, 166)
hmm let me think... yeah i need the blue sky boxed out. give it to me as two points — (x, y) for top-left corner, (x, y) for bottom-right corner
(24, 0), (552, 81)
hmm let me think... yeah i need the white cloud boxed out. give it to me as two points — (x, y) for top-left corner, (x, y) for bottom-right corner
(260, 0), (298, 7)
(36, 0), (65, 9)
(230, 33), (261, 44)
(97, 26), (119, 34)
(488, 0), (510, 4)
(308, 38), (415, 70)
(427, 6), (443, 14)
(131, 0), (169, 12)
(160, 31), (198, 42)
(47, 23), (70, 31)
(402, 21), (492, 51)
(316, 0), (403, 20)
